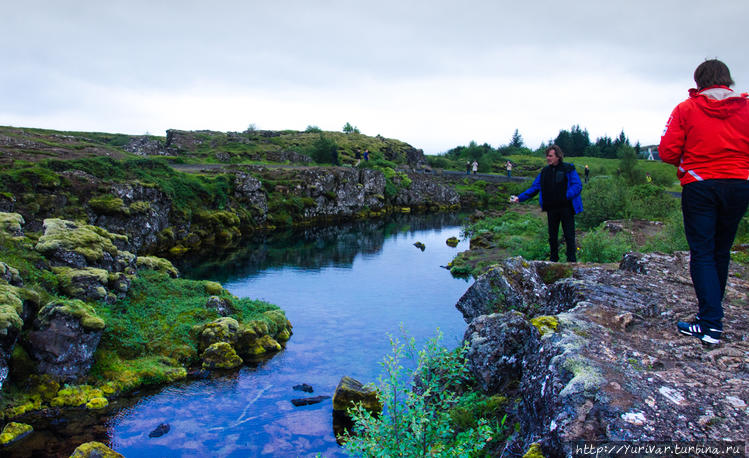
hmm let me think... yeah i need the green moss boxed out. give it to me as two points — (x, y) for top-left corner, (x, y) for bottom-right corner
(37, 299), (106, 331)
(85, 397), (109, 409)
(0, 422), (33, 446)
(560, 356), (604, 396)
(50, 385), (104, 408)
(445, 236), (459, 247)
(522, 443), (545, 458)
(530, 315), (559, 336)
(203, 281), (224, 295)
(135, 256), (179, 277)
(128, 200), (151, 214)
(449, 393), (507, 432)
(0, 212), (24, 236)
(88, 195), (128, 215)
(35, 218), (127, 264)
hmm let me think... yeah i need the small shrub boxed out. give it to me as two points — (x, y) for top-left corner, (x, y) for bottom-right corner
(578, 225), (632, 263)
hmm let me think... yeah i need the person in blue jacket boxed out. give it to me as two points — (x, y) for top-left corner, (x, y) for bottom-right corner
(510, 144), (583, 262)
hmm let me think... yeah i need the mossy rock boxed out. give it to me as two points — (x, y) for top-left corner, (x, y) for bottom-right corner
(203, 281), (224, 295)
(194, 317), (240, 352)
(0, 283), (24, 315)
(37, 299), (106, 331)
(35, 219), (127, 264)
(135, 256), (179, 278)
(85, 397), (109, 410)
(522, 443), (544, 458)
(87, 195), (128, 215)
(275, 328), (291, 342)
(29, 374), (61, 402)
(128, 200), (151, 214)
(0, 286), (24, 333)
(50, 385), (104, 408)
(247, 335), (282, 356)
(262, 310), (290, 335)
(69, 441), (124, 458)
(530, 315), (559, 336)
(52, 266), (109, 300)
(201, 342), (243, 370)
(0, 212), (24, 237)
(445, 236), (460, 247)
(0, 261), (22, 285)
(332, 376), (382, 414)
(0, 422), (33, 447)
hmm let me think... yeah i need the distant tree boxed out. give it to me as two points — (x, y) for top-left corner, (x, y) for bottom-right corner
(618, 144), (644, 185)
(310, 134), (339, 165)
(510, 129), (524, 148)
(343, 122), (360, 134)
(305, 125), (322, 133)
(245, 123), (257, 133)
(554, 125), (590, 157)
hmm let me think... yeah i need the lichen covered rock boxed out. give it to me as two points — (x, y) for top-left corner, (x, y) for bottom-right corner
(0, 262), (23, 286)
(464, 311), (540, 393)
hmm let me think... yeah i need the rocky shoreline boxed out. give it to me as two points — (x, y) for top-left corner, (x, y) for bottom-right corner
(456, 253), (748, 456)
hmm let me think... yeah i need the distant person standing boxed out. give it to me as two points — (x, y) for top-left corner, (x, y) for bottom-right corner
(645, 172), (652, 183)
(466, 161), (471, 175)
(510, 145), (583, 262)
(584, 164), (590, 184)
(659, 59), (749, 346)
(471, 160), (478, 175)
(363, 149), (369, 161)
(506, 160), (513, 178)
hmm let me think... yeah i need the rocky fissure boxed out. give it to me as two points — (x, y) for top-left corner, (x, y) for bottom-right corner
(457, 253), (749, 456)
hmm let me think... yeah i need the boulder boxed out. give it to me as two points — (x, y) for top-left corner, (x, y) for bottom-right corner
(332, 376), (381, 414)
(1, 284), (25, 390)
(0, 212), (24, 237)
(205, 296), (234, 317)
(201, 342), (243, 370)
(445, 236), (459, 247)
(69, 441), (124, 458)
(291, 395), (330, 406)
(26, 299), (105, 381)
(35, 219), (129, 271)
(0, 262), (23, 286)
(149, 423), (170, 438)
(0, 422), (33, 447)
(123, 136), (167, 156)
(464, 312), (540, 394)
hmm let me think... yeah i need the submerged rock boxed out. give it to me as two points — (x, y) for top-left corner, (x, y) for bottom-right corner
(148, 423), (171, 438)
(445, 236), (459, 247)
(293, 383), (314, 393)
(291, 395), (330, 406)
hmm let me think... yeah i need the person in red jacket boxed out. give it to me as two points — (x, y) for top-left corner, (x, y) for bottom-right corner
(659, 59), (749, 345)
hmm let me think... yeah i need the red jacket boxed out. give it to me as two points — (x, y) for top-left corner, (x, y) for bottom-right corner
(659, 86), (749, 186)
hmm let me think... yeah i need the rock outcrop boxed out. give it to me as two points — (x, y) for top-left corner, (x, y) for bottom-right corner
(456, 253), (749, 457)
(26, 300), (106, 382)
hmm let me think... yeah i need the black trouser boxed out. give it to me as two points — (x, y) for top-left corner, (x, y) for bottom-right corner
(547, 206), (576, 262)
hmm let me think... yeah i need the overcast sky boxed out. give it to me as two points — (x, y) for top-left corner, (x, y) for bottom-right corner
(2, 1), (747, 154)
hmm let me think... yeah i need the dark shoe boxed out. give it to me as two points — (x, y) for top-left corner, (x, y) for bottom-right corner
(677, 321), (721, 345)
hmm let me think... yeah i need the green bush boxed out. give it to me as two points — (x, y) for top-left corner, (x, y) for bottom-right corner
(578, 225), (632, 263)
(343, 332), (494, 456)
(641, 209), (688, 253)
(578, 177), (626, 229)
(309, 134), (339, 165)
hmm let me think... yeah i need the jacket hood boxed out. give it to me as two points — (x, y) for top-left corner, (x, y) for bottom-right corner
(688, 86), (749, 119)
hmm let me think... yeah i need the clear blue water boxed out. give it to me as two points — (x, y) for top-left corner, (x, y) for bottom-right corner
(13, 214), (474, 457)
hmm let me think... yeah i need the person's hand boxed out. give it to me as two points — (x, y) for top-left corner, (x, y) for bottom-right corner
(509, 195), (519, 203)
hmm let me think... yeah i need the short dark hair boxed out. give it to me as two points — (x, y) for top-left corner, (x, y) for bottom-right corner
(694, 59), (734, 89)
(546, 144), (564, 160)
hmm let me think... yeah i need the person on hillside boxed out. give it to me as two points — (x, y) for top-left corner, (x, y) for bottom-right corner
(645, 172), (652, 183)
(509, 145), (583, 262)
(659, 59), (749, 346)
(466, 161), (471, 175)
(584, 164), (590, 184)
(506, 160), (513, 178)
(363, 149), (369, 161)
(471, 160), (478, 175)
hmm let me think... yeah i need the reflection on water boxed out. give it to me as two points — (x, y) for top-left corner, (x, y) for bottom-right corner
(6, 213), (473, 457)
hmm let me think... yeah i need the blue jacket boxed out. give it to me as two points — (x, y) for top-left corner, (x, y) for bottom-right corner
(518, 162), (584, 214)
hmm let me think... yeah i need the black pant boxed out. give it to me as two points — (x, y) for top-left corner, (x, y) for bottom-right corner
(547, 206), (576, 262)
(681, 179), (749, 330)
